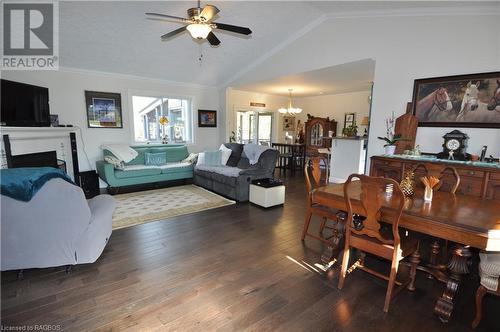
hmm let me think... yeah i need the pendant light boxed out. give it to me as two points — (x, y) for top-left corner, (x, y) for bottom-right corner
(278, 89), (302, 114)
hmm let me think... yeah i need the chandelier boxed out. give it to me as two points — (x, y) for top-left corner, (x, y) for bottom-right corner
(278, 89), (302, 114)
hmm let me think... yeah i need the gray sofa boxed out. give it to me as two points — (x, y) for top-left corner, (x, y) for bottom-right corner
(194, 143), (278, 202)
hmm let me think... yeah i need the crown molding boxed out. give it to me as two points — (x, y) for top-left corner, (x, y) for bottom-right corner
(221, 2), (499, 89)
(325, 4), (500, 19)
(57, 66), (216, 90)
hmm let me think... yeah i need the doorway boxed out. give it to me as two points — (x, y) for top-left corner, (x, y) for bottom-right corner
(236, 110), (274, 146)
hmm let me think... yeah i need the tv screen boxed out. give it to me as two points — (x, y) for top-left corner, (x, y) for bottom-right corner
(1, 79), (50, 127)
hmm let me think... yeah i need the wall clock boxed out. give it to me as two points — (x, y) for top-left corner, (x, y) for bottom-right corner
(436, 130), (470, 161)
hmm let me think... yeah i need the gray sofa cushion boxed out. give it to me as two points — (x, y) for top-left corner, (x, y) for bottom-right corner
(224, 143), (244, 167)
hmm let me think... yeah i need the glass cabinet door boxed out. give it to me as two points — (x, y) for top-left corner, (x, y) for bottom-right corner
(310, 123), (323, 146)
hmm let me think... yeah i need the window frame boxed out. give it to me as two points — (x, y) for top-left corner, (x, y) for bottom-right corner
(129, 89), (196, 145)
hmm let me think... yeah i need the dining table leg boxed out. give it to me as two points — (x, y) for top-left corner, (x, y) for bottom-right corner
(433, 245), (472, 323)
(320, 211), (346, 264)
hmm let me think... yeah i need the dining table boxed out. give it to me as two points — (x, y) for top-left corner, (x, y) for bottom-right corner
(312, 181), (500, 322)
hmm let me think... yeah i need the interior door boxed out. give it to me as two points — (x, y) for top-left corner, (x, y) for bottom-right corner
(235, 110), (273, 145)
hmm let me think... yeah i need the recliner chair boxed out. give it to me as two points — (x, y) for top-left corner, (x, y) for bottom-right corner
(1, 178), (116, 271)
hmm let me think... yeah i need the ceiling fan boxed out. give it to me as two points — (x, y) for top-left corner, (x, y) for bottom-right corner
(146, 1), (252, 46)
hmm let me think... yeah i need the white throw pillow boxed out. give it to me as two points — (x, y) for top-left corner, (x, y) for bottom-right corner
(219, 144), (232, 165)
(104, 155), (125, 170)
(101, 144), (138, 163)
(197, 152), (206, 165)
(182, 153), (198, 164)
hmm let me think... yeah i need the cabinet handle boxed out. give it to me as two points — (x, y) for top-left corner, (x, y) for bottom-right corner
(468, 171), (475, 175)
(384, 161), (389, 165)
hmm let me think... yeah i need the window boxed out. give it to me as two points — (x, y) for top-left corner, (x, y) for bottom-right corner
(132, 95), (193, 144)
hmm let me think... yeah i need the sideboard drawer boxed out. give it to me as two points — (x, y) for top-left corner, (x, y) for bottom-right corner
(457, 169), (484, 179)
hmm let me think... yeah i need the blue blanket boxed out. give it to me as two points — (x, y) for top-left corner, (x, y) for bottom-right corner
(0, 167), (75, 202)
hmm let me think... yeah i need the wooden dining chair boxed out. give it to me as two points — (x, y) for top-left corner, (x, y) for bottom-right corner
(472, 252), (500, 329)
(302, 157), (339, 244)
(338, 174), (420, 313)
(410, 163), (460, 193)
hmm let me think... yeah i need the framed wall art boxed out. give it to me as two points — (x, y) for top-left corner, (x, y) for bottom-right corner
(198, 109), (217, 127)
(411, 72), (500, 128)
(282, 116), (295, 131)
(344, 112), (356, 129)
(85, 91), (123, 128)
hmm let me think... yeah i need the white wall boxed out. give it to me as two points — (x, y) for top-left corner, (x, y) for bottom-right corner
(294, 90), (372, 136)
(1, 68), (221, 172)
(229, 13), (500, 162)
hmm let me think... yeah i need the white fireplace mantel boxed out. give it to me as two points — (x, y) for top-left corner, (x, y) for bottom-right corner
(1, 126), (78, 180)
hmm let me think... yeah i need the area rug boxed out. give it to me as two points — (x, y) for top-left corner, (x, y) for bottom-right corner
(112, 185), (235, 230)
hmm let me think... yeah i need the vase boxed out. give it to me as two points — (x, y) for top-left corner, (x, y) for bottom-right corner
(424, 186), (433, 202)
(384, 145), (396, 155)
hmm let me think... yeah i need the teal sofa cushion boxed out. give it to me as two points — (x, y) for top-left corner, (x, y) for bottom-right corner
(114, 167), (162, 179)
(160, 163), (194, 174)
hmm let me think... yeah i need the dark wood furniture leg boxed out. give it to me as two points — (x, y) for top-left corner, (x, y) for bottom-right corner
(434, 245), (472, 323)
(472, 284), (488, 329)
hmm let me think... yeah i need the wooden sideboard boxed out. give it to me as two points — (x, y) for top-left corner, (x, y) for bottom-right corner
(370, 155), (500, 199)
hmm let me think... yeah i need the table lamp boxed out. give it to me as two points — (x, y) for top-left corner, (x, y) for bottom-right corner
(361, 116), (369, 136)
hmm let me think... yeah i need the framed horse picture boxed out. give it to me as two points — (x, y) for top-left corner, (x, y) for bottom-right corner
(411, 72), (500, 128)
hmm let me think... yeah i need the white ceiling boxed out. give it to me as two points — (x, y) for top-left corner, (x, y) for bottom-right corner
(59, 1), (322, 86)
(233, 59), (375, 97)
(59, 1), (494, 87)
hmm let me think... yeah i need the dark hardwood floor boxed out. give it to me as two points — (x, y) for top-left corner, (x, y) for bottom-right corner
(1, 173), (498, 331)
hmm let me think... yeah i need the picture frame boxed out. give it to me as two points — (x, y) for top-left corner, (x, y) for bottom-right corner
(85, 91), (123, 128)
(411, 72), (500, 128)
(198, 109), (217, 127)
(282, 116), (295, 131)
(344, 112), (356, 128)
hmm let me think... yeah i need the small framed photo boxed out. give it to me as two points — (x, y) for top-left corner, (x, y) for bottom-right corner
(344, 112), (356, 128)
(85, 91), (123, 128)
(198, 110), (217, 127)
(50, 114), (59, 127)
(282, 116), (296, 131)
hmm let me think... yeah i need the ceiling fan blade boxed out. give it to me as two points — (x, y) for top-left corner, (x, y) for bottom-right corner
(206, 31), (220, 46)
(161, 26), (187, 40)
(214, 22), (252, 35)
(199, 5), (220, 22)
(145, 12), (189, 23)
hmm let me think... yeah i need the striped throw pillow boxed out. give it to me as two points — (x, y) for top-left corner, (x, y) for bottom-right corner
(145, 152), (167, 166)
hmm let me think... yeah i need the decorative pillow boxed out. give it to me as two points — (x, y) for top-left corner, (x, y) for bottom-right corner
(197, 150), (222, 166)
(224, 143), (244, 167)
(219, 144), (232, 165)
(182, 153), (198, 164)
(145, 152), (167, 166)
(104, 155), (125, 170)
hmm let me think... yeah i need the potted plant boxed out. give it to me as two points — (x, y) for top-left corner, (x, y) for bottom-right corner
(342, 124), (358, 137)
(377, 112), (407, 155)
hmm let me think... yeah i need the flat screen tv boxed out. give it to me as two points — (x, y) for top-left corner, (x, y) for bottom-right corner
(1, 79), (50, 127)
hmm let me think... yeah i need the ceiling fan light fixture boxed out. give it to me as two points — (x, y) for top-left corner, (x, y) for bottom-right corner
(186, 23), (212, 39)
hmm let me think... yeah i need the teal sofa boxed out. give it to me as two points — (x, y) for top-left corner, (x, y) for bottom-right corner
(96, 145), (193, 193)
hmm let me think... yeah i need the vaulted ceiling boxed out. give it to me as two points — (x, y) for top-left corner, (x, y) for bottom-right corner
(59, 1), (489, 87)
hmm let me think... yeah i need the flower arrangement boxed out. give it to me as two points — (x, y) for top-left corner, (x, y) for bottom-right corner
(377, 112), (408, 154)
(159, 116), (169, 144)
